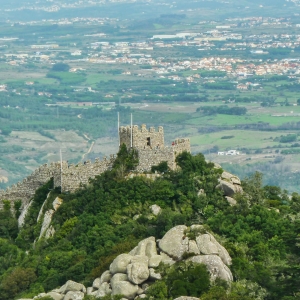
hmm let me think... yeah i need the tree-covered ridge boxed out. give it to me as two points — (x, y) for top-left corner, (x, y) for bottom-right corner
(0, 149), (299, 299)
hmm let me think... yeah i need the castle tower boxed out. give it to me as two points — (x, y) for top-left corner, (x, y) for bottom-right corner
(119, 124), (164, 150)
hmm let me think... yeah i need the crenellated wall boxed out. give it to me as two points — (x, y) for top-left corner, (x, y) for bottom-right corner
(120, 124), (164, 150)
(0, 162), (60, 210)
(0, 156), (116, 210)
(0, 124), (190, 211)
(136, 138), (191, 172)
(54, 155), (115, 193)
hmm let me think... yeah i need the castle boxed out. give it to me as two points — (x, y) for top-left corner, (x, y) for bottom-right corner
(0, 124), (190, 210)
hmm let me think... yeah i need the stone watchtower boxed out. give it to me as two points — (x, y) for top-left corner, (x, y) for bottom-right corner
(119, 124), (164, 150)
(119, 124), (191, 171)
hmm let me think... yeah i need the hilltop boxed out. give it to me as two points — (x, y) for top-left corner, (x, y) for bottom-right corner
(0, 144), (299, 299)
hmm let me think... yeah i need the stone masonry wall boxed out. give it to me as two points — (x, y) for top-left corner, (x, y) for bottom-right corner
(0, 125), (190, 211)
(0, 156), (115, 210)
(136, 138), (191, 172)
(0, 162), (60, 210)
(120, 125), (164, 150)
(54, 156), (115, 193)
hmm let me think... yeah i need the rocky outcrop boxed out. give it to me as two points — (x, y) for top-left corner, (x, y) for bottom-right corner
(216, 171), (243, 200)
(87, 225), (232, 299)
(21, 225), (232, 300)
(18, 200), (33, 228)
(38, 197), (63, 240)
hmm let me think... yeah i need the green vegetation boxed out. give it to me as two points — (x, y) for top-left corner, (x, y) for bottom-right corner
(0, 151), (299, 299)
(197, 105), (247, 116)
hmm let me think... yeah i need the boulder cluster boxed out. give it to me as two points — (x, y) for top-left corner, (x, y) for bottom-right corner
(21, 225), (232, 300)
(216, 171), (243, 205)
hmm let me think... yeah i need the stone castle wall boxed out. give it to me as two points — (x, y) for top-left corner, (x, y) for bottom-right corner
(54, 156), (115, 193)
(0, 125), (190, 210)
(0, 162), (60, 210)
(136, 138), (191, 172)
(0, 156), (115, 210)
(120, 125), (164, 150)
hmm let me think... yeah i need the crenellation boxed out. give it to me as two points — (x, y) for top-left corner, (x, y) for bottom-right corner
(0, 124), (189, 211)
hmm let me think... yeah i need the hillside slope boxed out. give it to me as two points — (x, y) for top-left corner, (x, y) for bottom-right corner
(0, 149), (299, 299)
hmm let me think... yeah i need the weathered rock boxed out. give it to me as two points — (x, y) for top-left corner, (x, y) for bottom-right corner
(148, 255), (162, 267)
(63, 291), (84, 300)
(149, 268), (161, 280)
(112, 281), (139, 300)
(150, 204), (161, 216)
(18, 200), (33, 228)
(225, 196), (237, 206)
(53, 197), (63, 211)
(110, 254), (133, 274)
(221, 171), (234, 181)
(160, 252), (176, 265)
(38, 209), (55, 240)
(209, 235), (232, 265)
(135, 237), (157, 258)
(188, 240), (200, 255)
(137, 287), (144, 295)
(93, 282), (112, 298)
(111, 273), (128, 289)
(214, 163), (222, 169)
(34, 293), (47, 299)
(158, 225), (188, 260)
(221, 172), (241, 186)
(127, 262), (150, 284)
(100, 270), (112, 285)
(131, 255), (149, 265)
(86, 287), (94, 295)
(197, 189), (205, 196)
(45, 225), (55, 239)
(188, 255), (233, 281)
(196, 234), (219, 255)
(92, 277), (101, 289)
(217, 180), (236, 197)
(59, 280), (86, 294)
(46, 292), (64, 300)
(196, 234), (231, 265)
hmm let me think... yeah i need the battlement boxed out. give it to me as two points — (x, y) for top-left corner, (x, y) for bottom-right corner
(120, 124), (163, 134)
(53, 155), (115, 193)
(0, 124), (190, 211)
(119, 124), (164, 150)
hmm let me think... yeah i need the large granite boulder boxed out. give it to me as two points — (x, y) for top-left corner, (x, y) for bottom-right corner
(59, 280), (86, 294)
(127, 261), (149, 284)
(158, 225), (189, 260)
(63, 291), (84, 300)
(188, 255), (233, 282)
(216, 171), (243, 198)
(26, 224), (233, 300)
(110, 254), (133, 274)
(111, 281), (139, 299)
(46, 292), (63, 300)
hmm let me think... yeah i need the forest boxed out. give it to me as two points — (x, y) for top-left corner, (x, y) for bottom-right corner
(0, 148), (299, 300)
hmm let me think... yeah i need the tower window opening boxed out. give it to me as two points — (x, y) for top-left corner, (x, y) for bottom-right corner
(147, 137), (151, 146)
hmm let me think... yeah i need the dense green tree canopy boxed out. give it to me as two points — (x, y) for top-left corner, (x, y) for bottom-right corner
(0, 150), (299, 299)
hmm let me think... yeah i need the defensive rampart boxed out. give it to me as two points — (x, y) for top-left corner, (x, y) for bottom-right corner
(136, 138), (191, 172)
(0, 124), (190, 210)
(54, 155), (115, 193)
(0, 162), (60, 210)
(0, 156), (115, 210)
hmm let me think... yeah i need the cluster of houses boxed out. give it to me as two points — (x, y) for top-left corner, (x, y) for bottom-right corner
(218, 150), (240, 156)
